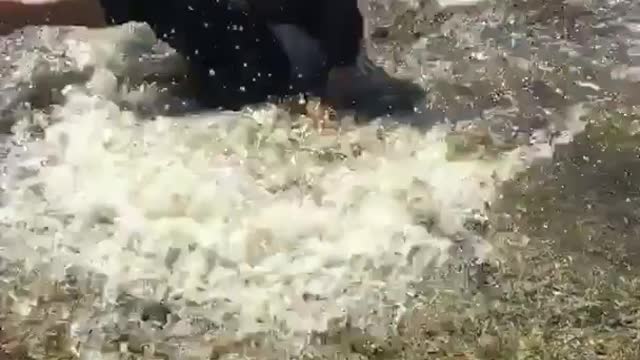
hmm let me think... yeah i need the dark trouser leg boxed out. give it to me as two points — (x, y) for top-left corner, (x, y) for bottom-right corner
(182, 0), (295, 109)
(269, 23), (329, 96)
(100, 0), (294, 109)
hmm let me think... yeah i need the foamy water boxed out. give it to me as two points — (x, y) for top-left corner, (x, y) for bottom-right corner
(0, 22), (584, 351)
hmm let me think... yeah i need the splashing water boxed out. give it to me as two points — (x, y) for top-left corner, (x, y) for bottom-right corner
(0, 15), (589, 356)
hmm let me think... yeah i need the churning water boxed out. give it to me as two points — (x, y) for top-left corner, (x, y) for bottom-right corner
(0, 0), (639, 358)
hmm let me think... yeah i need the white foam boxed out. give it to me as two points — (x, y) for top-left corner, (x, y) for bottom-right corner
(435, 0), (486, 8)
(0, 23), (560, 341)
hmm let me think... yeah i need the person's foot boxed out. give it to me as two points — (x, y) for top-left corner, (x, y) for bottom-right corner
(323, 55), (425, 118)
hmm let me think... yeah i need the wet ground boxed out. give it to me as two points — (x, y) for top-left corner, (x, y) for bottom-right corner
(1, 0), (640, 358)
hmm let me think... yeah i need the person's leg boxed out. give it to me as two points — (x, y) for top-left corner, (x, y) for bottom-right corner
(100, 0), (294, 109)
(184, 0), (294, 108)
(0, 0), (317, 109)
(243, 0), (366, 107)
(268, 23), (328, 94)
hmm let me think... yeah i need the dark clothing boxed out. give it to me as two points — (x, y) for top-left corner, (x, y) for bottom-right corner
(98, 0), (363, 109)
(242, 0), (363, 67)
